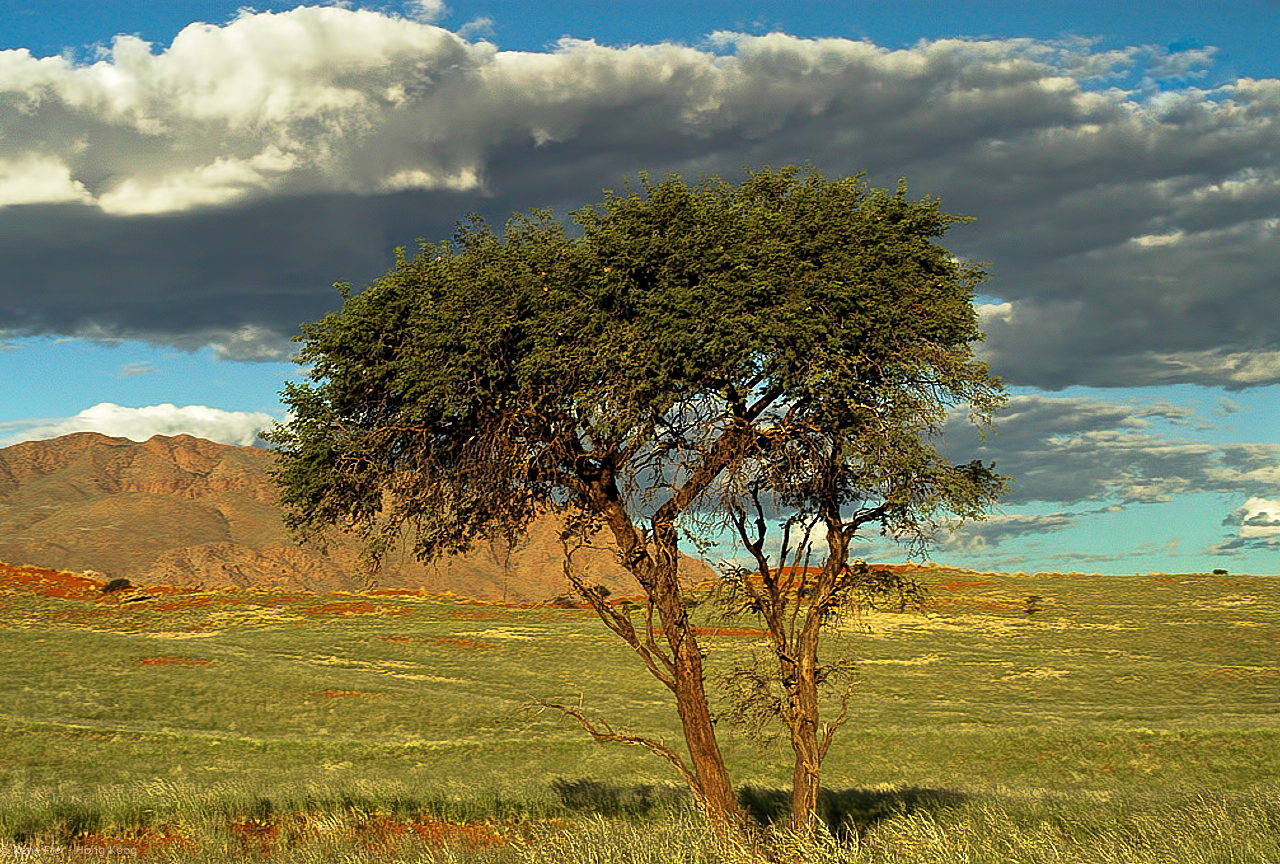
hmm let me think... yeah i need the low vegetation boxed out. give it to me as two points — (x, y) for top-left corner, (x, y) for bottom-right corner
(0, 561), (1277, 861)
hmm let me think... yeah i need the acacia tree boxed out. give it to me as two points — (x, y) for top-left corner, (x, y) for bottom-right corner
(266, 167), (1006, 834)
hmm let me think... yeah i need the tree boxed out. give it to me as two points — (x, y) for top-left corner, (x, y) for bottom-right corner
(266, 166), (1006, 836)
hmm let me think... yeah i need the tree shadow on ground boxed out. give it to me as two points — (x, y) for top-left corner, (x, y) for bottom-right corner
(738, 785), (969, 839)
(550, 778), (689, 819)
(550, 778), (967, 837)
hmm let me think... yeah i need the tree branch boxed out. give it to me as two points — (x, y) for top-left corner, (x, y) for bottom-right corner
(560, 542), (677, 689)
(818, 689), (852, 763)
(529, 701), (700, 795)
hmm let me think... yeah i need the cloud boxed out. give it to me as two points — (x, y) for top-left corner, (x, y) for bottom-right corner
(0, 402), (278, 447)
(961, 542), (1185, 571)
(942, 392), (1280, 562)
(942, 511), (1077, 551)
(405, 0), (448, 24)
(118, 360), (159, 377)
(1213, 496), (1280, 554)
(946, 394), (1280, 506)
(0, 9), (1276, 386)
(208, 325), (296, 361)
(0, 155), (93, 206)
(1216, 397), (1246, 416)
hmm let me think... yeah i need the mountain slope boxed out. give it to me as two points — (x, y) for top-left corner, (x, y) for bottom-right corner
(0, 432), (711, 600)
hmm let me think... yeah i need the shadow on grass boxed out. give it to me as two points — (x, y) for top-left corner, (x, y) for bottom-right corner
(739, 785), (969, 838)
(550, 778), (689, 819)
(549, 778), (967, 837)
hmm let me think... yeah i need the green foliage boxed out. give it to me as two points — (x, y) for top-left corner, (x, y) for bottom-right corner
(266, 166), (1004, 569)
(265, 165), (1008, 831)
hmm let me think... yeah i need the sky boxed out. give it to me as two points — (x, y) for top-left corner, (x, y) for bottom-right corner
(1, 0), (1278, 575)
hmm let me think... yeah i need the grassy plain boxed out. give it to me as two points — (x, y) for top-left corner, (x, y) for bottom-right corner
(0, 563), (1277, 861)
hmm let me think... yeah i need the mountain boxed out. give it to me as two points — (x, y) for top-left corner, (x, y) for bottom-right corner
(0, 432), (712, 601)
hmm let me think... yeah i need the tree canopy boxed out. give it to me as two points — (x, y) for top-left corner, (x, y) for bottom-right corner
(267, 166), (1006, 836)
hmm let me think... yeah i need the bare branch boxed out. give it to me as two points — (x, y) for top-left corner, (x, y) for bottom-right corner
(818, 690), (852, 763)
(529, 701), (700, 796)
(560, 538), (677, 690)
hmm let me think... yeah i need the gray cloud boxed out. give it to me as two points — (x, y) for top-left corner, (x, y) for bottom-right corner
(947, 540), (1186, 572)
(118, 360), (159, 377)
(941, 511), (1078, 552)
(945, 394), (1280, 505)
(0, 9), (1277, 387)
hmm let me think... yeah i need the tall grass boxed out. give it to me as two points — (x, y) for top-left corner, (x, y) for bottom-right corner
(1, 567), (1278, 860)
(1, 786), (1277, 862)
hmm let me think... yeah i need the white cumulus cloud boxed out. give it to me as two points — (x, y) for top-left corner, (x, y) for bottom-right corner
(0, 155), (93, 206)
(1236, 497), (1280, 538)
(0, 403), (279, 448)
(0, 8), (1277, 389)
(1213, 496), (1280, 555)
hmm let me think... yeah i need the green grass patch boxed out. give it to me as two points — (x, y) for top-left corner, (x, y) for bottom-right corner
(0, 567), (1277, 860)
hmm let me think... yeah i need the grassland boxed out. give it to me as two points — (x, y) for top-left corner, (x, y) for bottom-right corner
(0, 562), (1277, 861)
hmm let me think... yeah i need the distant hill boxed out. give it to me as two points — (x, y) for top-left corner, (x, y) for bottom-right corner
(0, 432), (711, 601)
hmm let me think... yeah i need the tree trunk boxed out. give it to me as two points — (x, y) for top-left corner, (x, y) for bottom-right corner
(787, 621), (824, 833)
(593, 494), (744, 829)
(784, 522), (850, 834)
(651, 527), (742, 825)
(671, 618), (742, 821)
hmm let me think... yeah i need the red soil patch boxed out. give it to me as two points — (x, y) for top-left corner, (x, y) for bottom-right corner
(409, 815), (508, 849)
(255, 594), (306, 606)
(229, 818), (280, 855)
(354, 814), (508, 852)
(319, 690), (364, 698)
(0, 562), (103, 601)
(227, 812), (508, 856)
(135, 656), (215, 666)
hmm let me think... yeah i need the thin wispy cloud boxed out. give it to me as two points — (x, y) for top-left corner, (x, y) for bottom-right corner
(118, 361), (159, 377)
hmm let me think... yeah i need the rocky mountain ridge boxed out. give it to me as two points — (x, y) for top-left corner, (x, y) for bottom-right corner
(0, 432), (709, 601)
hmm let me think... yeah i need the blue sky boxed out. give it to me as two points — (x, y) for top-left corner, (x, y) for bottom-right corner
(1, 0), (1278, 575)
